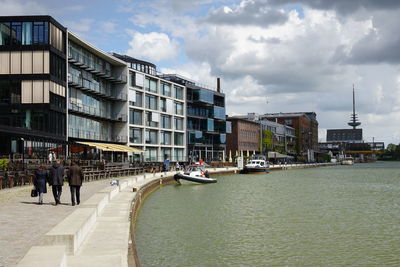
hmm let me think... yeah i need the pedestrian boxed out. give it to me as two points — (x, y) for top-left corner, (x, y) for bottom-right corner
(175, 161), (180, 171)
(164, 156), (170, 172)
(49, 159), (64, 205)
(34, 165), (49, 205)
(52, 151), (57, 162)
(67, 161), (84, 206)
(48, 151), (53, 163)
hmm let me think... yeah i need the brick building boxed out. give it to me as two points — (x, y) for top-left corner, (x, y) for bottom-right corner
(262, 112), (318, 159)
(226, 117), (260, 157)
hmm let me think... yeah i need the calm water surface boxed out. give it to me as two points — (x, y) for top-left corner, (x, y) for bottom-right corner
(135, 162), (400, 266)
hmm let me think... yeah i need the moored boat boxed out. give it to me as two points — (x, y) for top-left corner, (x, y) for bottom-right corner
(174, 164), (217, 184)
(341, 157), (354, 165)
(240, 154), (270, 174)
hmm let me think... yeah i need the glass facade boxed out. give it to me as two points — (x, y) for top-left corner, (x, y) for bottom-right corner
(0, 21), (48, 46)
(0, 80), (21, 104)
(214, 106), (226, 119)
(68, 114), (111, 141)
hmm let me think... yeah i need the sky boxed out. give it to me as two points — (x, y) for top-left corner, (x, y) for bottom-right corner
(2, 0), (400, 146)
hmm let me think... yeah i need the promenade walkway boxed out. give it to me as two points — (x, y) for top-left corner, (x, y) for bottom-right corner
(0, 179), (110, 267)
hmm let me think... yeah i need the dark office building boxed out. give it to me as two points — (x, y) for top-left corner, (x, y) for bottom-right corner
(160, 75), (226, 162)
(326, 129), (363, 142)
(0, 16), (67, 156)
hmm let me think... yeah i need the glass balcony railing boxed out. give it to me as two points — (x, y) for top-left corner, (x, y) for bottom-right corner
(68, 103), (127, 122)
(68, 128), (127, 143)
(68, 73), (127, 101)
(68, 47), (127, 83)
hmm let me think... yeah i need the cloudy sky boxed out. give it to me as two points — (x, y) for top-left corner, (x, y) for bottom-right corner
(2, 0), (400, 145)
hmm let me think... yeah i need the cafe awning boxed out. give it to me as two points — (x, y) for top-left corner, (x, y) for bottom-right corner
(77, 142), (144, 153)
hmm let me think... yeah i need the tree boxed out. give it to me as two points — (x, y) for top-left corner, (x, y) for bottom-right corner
(261, 130), (273, 152)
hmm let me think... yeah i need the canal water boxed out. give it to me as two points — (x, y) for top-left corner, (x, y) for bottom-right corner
(135, 162), (400, 266)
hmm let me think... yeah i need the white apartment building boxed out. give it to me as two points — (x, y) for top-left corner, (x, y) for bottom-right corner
(113, 54), (187, 162)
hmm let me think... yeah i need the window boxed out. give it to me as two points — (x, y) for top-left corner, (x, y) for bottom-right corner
(0, 22), (11, 45)
(174, 117), (183, 130)
(129, 128), (142, 143)
(174, 133), (184, 146)
(174, 148), (184, 161)
(161, 148), (171, 161)
(145, 129), (158, 144)
(213, 106), (225, 119)
(22, 22), (32, 45)
(161, 115), (171, 129)
(174, 86), (183, 100)
(160, 131), (171, 145)
(145, 77), (157, 93)
(129, 109), (142, 125)
(174, 102), (183, 115)
(161, 82), (171, 97)
(145, 112), (159, 127)
(129, 91), (142, 107)
(145, 94), (158, 110)
(129, 72), (135, 87)
(145, 147), (158, 162)
(33, 22), (48, 44)
(11, 22), (22, 45)
(0, 80), (21, 104)
(207, 119), (214, 131)
(160, 98), (166, 112)
(50, 53), (66, 81)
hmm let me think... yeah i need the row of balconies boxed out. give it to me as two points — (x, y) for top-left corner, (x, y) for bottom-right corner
(68, 47), (127, 84)
(68, 73), (127, 101)
(68, 128), (127, 143)
(68, 102), (127, 123)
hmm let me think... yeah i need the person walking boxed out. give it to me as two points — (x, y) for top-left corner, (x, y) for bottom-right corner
(34, 165), (49, 205)
(67, 161), (84, 206)
(49, 159), (64, 205)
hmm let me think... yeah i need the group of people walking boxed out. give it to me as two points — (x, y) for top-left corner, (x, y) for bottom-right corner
(33, 160), (84, 206)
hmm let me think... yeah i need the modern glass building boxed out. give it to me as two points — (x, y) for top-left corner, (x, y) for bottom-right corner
(0, 16), (67, 157)
(67, 34), (128, 145)
(0, 15), (129, 160)
(113, 54), (187, 162)
(160, 74), (226, 162)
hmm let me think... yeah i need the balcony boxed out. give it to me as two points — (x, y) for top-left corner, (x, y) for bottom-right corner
(68, 47), (127, 84)
(68, 128), (127, 143)
(68, 73), (127, 102)
(68, 102), (127, 123)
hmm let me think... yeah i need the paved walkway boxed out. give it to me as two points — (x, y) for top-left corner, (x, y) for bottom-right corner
(0, 180), (111, 267)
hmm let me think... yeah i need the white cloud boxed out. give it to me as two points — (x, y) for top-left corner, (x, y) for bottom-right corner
(101, 21), (117, 34)
(126, 31), (179, 62)
(0, 0), (48, 15)
(66, 19), (94, 33)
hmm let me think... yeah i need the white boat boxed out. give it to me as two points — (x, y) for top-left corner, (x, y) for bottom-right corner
(341, 157), (354, 165)
(240, 154), (270, 174)
(174, 164), (217, 184)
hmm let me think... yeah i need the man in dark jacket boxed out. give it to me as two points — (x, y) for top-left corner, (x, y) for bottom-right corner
(49, 159), (64, 205)
(67, 162), (84, 206)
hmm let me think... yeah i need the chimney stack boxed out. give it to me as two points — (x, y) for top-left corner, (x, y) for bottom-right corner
(217, 77), (221, 92)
